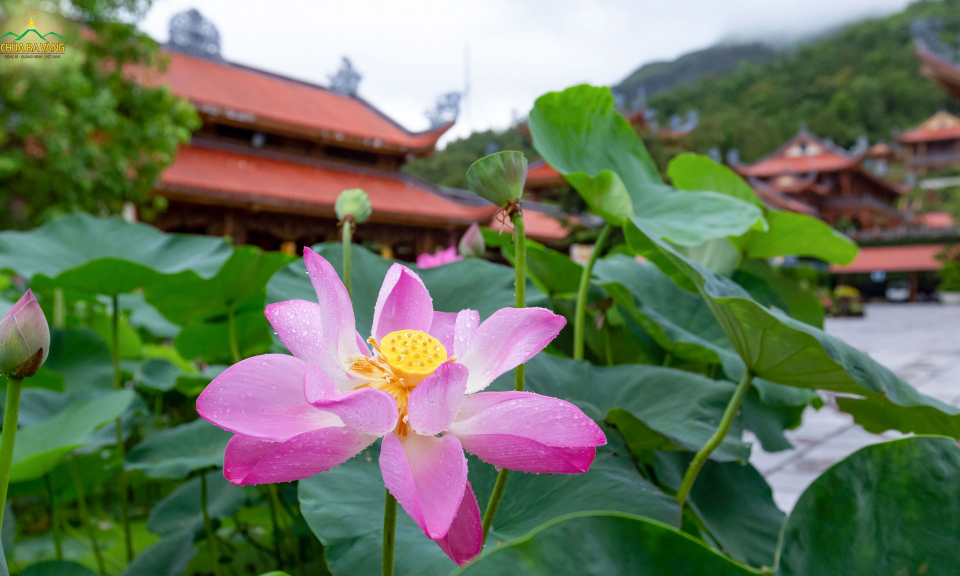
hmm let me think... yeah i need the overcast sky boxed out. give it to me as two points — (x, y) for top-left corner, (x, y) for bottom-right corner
(140, 0), (915, 146)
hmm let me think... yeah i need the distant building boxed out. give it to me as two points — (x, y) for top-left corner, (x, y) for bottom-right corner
(136, 10), (568, 259)
(731, 129), (907, 230)
(898, 111), (960, 176)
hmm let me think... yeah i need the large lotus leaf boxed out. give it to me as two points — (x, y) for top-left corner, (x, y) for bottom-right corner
(174, 309), (272, 364)
(528, 85), (763, 243)
(732, 259), (824, 329)
(9, 450), (120, 502)
(457, 512), (760, 575)
(267, 243), (547, 340)
(593, 255), (744, 379)
(625, 220), (960, 432)
(299, 425), (678, 576)
(120, 292), (181, 339)
(131, 358), (183, 392)
(742, 379), (818, 453)
(654, 453), (783, 569)
(779, 436), (960, 575)
(9, 390), (134, 482)
(88, 308), (143, 360)
(525, 354), (749, 461)
(0, 213), (231, 296)
(125, 419), (232, 479)
(667, 154), (857, 264)
(42, 328), (114, 392)
(145, 245), (294, 326)
(121, 527), (197, 576)
(147, 473), (245, 537)
(20, 561), (99, 576)
(746, 210), (857, 264)
(501, 239), (582, 296)
(0, 367), (65, 394)
(667, 153), (763, 208)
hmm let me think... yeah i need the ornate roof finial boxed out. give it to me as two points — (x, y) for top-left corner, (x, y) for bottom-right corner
(168, 9), (222, 60)
(912, 18), (955, 63)
(798, 122), (809, 136)
(329, 57), (362, 96)
(424, 91), (461, 129)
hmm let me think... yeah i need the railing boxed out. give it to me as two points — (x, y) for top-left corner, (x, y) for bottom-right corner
(822, 196), (904, 220)
(908, 151), (960, 167)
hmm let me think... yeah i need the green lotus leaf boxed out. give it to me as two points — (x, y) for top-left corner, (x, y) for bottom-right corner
(528, 85), (764, 242)
(457, 512), (760, 575)
(125, 419), (232, 479)
(0, 213), (231, 296)
(146, 473), (245, 537)
(299, 426), (677, 576)
(9, 390), (134, 482)
(779, 436), (960, 575)
(625, 219), (960, 436)
(668, 154), (857, 264)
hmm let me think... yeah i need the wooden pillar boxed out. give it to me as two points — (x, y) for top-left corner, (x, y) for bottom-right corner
(909, 272), (918, 303)
(840, 171), (852, 196)
(918, 142), (927, 176)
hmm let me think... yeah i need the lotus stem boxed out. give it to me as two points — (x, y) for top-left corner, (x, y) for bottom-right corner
(480, 209), (528, 547)
(266, 484), (284, 568)
(0, 375), (22, 528)
(343, 219), (353, 298)
(574, 223), (612, 361)
(53, 287), (66, 329)
(383, 488), (397, 576)
(200, 472), (222, 576)
(111, 295), (133, 562)
(46, 474), (62, 560)
(70, 458), (106, 574)
(676, 371), (754, 509)
(512, 210), (527, 392)
(480, 466), (510, 546)
(227, 305), (241, 365)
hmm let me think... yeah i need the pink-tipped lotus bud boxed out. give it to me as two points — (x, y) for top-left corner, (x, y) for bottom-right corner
(0, 290), (50, 378)
(458, 222), (486, 258)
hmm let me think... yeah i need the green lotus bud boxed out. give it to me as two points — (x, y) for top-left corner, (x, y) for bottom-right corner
(335, 188), (372, 224)
(0, 290), (50, 378)
(458, 222), (486, 258)
(466, 151), (528, 208)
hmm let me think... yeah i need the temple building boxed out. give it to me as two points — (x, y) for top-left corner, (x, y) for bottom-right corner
(898, 111), (960, 175)
(730, 129), (907, 230)
(139, 10), (568, 259)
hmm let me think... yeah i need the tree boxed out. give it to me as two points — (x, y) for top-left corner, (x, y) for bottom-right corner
(0, 0), (199, 229)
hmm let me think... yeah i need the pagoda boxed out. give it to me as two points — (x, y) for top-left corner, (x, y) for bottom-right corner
(898, 111), (960, 175)
(137, 10), (568, 259)
(731, 129), (907, 230)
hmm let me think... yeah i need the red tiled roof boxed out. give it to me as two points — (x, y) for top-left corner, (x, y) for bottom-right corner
(898, 111), (960, 144)
(138, 51), (451, 154)
(158, 145), (495, 227)
(736, 153), (856, 177)
(899, 125), (960, 143)
(918, 211), (956, 229)
(526, 161), (566, 188)
(830, 244), (944, 274)
(489, 209), (570, 242)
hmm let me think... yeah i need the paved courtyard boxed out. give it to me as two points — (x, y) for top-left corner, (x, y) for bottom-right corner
(748, 303), (960, 511)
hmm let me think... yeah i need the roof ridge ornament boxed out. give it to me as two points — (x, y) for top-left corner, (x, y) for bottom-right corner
(425, 91), (462, 129)
(168, 9), (222, 61)
(912, 18), (957, 64)
(329, 57), (362, 96)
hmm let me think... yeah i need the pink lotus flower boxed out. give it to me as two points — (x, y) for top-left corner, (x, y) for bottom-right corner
(416, 246), (462, 269)
(197, 248), (606, 566)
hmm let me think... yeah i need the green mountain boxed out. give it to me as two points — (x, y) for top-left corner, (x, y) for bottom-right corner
(15, 29), (45, 42)
(648, 0), (960, 162)
(615, 43), (779, 100)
